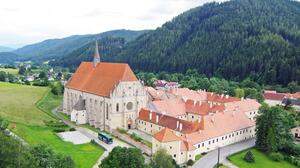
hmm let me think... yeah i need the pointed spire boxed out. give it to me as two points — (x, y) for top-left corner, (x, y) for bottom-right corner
(93, 40), (100, 67)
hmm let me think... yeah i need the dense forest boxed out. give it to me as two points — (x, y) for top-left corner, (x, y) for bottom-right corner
(113, 0), (300, 85)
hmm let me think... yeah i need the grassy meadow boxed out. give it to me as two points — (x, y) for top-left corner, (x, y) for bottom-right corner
(0, 82), (104, 168)
(228, 148), (296, 168)
(0, 68), (19, 75)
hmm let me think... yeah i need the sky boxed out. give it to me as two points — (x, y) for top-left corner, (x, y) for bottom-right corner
(0, 0), (225, 48)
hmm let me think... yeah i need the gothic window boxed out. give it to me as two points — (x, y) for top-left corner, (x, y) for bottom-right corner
(116, 103), (119, 112)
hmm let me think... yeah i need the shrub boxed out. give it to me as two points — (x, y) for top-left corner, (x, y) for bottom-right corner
(69, 128), (76, 131)
(187, 159), (194, 166)
(269, 152), (284, 162)
(244, 150), (255, 163)
(53, 128), (65, 133)
(130, 133), (142, 142)
(117, 128), (127, 134)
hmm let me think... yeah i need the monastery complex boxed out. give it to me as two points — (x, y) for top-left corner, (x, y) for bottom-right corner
(63, 43), (261, 164)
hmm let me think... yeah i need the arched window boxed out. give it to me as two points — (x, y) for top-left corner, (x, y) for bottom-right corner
(116, 103), (119, 112)
(106, 105), (109, 120)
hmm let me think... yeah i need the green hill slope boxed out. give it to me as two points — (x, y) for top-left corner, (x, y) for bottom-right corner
(12, 29), (148, 62)
(114, 0), (300, 85)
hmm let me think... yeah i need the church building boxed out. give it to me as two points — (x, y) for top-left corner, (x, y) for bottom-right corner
(63, 41), (148, 132)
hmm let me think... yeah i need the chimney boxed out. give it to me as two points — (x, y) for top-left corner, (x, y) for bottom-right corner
(225, 95), (229, 99)
(209, 102), (213, 108)
(149, 111), (152, 120)
(156, 115), (159, 123)
(193, 100), (197, 106)
(179, 123), (183, 131)
(176, 121), (179, 129)
(221, 94), (224, 98)
(241, 97), (244, 101)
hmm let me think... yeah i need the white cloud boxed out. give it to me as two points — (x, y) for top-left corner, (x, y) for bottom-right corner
(0, 0), (224, 48)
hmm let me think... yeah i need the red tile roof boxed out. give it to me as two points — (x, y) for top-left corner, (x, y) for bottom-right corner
(185, 99), (225, 115)
(66, 62), (138, 97)
(138, 108), (200, 134)
(153, 128), (181, 142)
(207, 92), (240, 103)
(185, 110), (255, 144)
(263, 92), (286, 101)
(152, 98), (186, 117)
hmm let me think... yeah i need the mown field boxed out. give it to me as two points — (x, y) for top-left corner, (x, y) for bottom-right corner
(228, 148), (296, 168)
(0, 68), (19, 75)
(0, 82), (104, 168)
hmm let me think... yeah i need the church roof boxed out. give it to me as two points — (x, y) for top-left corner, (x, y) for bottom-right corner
(66, 62), (138, 97)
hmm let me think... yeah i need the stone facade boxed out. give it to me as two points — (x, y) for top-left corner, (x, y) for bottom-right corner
(63, 81), (147, 131)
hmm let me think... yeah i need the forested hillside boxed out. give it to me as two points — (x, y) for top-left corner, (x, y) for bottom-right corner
(113, 0), (300, 85)
(0, 52), (20, 64)
(12, 29), (147, 62)
(50, 37), (126, 69)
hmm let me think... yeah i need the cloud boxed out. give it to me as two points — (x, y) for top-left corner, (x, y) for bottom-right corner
(0, 0), (226, 47)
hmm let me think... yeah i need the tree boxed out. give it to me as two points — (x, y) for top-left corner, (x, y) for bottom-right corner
(234, 88), (245, 98)
(100, 147), (146, 168)
(18, 66), (26, 75)
(38, 71), (47, 79)
(256, 105), (294, 152)
(0, 132), (34, 168)
(150, 149), (177, 168)
(243, 151), (255, 163)
(51, 82), (64, 95)
(30, 144), (74, 168)
(0, 117), (9, 131)
(287, 81), (300, 93)
(0, 71), (6, 81)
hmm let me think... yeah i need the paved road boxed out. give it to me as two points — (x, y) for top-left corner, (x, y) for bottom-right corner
(193, 139), (255, 168)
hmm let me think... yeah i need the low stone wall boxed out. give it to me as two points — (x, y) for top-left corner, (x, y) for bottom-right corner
(112, 129), (152, 156)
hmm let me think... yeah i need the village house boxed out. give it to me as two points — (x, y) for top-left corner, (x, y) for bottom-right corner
(63, 42), (148, 131)
(263, 90), (300, 111)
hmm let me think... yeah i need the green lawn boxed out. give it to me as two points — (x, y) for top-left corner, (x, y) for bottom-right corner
(0, 82), (104, 168)
(228, 148), (297, 168)
(0, 68), (19, 75)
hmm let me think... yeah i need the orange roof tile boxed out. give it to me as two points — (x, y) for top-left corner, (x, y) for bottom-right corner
(66, 62), (138, 97)
(185, 110), (255, 144)
(152, 98), (186, 117)
(185, 99), (225, 115)
(154, 128), (181, 142)
(138, 108), (200, 134)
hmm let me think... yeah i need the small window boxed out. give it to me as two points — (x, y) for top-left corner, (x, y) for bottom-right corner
(202, 143), (204, 147)
(173, 154), (176, 158)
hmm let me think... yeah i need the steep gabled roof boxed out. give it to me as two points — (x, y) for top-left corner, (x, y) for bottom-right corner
(154, 128), (181, 142)
(66, 62), (138, 97)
